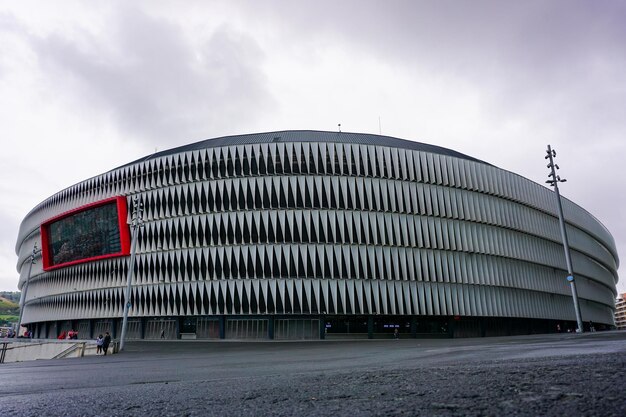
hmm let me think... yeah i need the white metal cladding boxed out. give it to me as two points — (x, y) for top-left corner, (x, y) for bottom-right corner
(15, 134), (619, 325)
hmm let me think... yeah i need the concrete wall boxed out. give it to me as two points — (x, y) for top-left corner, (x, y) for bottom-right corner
(0, 340), (109, 363)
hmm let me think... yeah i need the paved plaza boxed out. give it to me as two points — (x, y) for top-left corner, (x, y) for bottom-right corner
(1, 331), (625, 416)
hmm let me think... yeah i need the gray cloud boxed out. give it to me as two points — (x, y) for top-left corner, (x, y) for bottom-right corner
(30, 5), (275, 147)
(255, 1), (626, 137)
(0, 212), (19, 250)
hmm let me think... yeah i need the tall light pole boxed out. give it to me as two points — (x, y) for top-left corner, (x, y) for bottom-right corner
(15, 243), (41, 338)
(545, 145), (584, 333)
(119, 195), (144, 351)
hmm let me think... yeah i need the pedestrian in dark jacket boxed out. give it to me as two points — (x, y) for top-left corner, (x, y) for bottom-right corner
(103, 332), (112, 355)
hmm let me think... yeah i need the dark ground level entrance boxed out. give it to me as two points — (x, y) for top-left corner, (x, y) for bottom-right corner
(27, 315), (606, 341)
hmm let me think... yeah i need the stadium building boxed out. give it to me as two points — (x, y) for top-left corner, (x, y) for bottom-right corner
(15, 131), (619, 340)
(615, 294), (626, 331)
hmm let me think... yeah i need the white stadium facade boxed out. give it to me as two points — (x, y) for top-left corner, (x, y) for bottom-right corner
(15, 131), (619, 340)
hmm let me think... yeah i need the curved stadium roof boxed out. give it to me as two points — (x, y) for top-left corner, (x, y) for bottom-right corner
(122, 130), (489, 169)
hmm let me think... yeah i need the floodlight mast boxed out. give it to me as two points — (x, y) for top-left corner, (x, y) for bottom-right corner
(119, 195), (144, 351)
(545, 145), (584, 333)
(15, 243), (41, 338)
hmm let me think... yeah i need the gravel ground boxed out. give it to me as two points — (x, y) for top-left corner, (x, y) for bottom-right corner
(3, 351), (625, 417)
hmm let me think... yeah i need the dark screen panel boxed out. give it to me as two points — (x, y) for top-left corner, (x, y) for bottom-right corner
(48, 202), (121, 266)
(41, 197), (130, 270)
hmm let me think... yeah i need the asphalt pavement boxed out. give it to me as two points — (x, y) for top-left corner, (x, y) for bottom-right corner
(1, 331), (625, 416)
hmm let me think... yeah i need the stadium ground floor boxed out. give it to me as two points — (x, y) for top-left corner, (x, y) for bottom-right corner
(24, 315), (611, 341)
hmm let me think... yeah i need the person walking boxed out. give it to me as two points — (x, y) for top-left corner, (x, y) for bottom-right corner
(102, 332), (112, 355)
(96, 334), (104, 354)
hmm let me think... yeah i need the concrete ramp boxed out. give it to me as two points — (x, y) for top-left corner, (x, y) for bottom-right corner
(0, 340), (107, 363)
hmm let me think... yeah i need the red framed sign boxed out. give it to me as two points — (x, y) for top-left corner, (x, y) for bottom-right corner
(41, 196), (131, 271)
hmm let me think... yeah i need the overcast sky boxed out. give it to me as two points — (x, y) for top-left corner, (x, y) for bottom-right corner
(1, 0), (624, 294)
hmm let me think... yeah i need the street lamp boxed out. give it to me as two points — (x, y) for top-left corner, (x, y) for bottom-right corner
(15, 243), (41, 338)
(545, 145), (584, 333)
(119, 195), (144, 351)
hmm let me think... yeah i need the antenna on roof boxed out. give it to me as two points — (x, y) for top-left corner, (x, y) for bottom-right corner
(378, 116), (382, 135)
(338, 123), (341, 132)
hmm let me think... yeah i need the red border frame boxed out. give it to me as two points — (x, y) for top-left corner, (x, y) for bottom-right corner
(41, 196), (130, 271)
